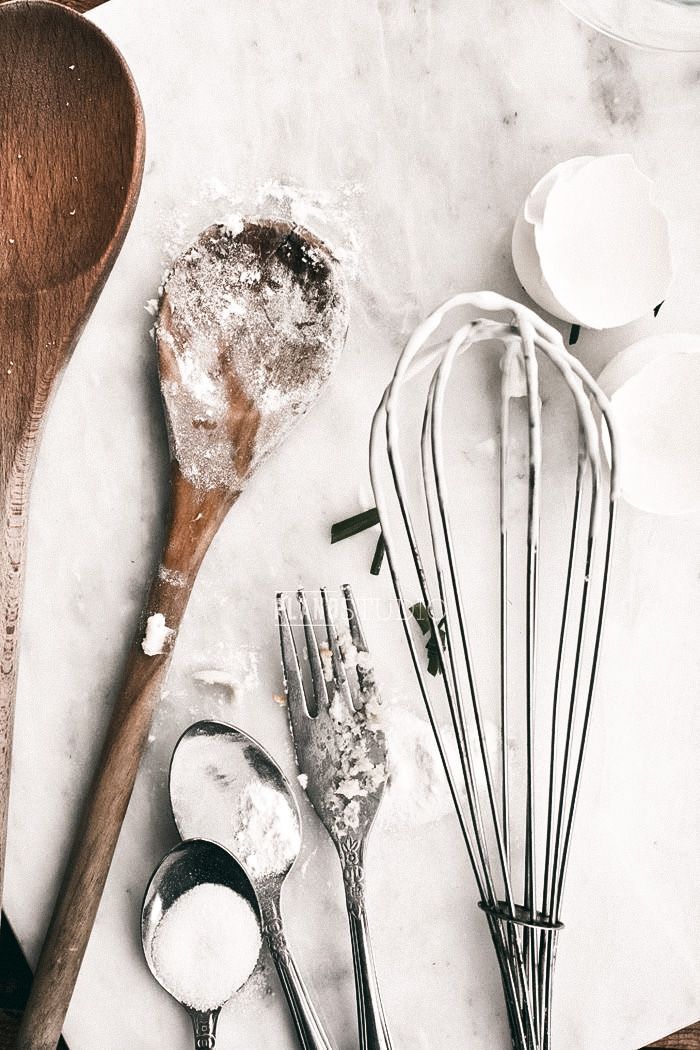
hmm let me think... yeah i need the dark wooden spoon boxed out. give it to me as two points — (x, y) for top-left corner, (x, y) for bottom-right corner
(0, 0), (144, 919)
(19, 219), (347, 1050)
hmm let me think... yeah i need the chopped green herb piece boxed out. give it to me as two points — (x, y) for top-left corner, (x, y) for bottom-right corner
(370, 534), (386, 576)
(409, 602), (447, 676)
(330, 507), (380, 544)
(569, 324), (581, 346)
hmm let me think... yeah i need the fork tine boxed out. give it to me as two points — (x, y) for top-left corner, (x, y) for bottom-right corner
(342, 583), (378, 702)
(321, 587), (356, 712)
(276, 592), (311, 719)
(297, 589), (328, 718)
(342, 583), (368, 652)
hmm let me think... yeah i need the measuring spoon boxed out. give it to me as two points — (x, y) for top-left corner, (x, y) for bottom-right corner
(142, 838), (262, 1050)
(170, 720), (335, 1050)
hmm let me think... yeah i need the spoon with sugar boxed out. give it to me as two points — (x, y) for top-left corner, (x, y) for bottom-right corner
(142, 838), (263, 1049)
(20, 220), (347, 1050)
(170, 720), (334, 1050)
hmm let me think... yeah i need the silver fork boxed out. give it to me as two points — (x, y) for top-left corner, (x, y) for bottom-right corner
(277, 584), (394, 1050)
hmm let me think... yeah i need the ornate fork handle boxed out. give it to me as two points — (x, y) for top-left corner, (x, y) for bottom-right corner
(340, 839), (394, 1050)
(264, 897), (335, 1050)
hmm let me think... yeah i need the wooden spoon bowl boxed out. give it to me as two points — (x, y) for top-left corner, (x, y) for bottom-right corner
(0, 0), (144, 919)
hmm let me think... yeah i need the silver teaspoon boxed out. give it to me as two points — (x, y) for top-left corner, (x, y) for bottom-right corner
(142, 838), (262, 1049)
(169, 720), (334, 1050)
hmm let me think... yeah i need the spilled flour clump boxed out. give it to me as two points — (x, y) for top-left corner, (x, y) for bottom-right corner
(141, 613), (174, 656)
(151, 882), (261, 1010)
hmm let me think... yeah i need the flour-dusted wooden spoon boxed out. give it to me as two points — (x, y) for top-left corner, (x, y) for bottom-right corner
(19, 219), (348, 1050)
(0, 0), (144, 913)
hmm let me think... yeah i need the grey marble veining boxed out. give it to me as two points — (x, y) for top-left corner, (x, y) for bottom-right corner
(5, 2), (700, 1048)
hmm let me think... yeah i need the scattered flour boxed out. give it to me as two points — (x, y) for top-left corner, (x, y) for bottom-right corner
(192, 668), (238, 696)
(151, 882), (261, 1010)
(156, 221), (347, 492)
(230, 780), (301, 879)
(158, 566), (186, 588)
(305, 635), (388, 835)
(377, 705), (502, 833)
(156, 177), (363, 282)
(378, 706), (454, 832)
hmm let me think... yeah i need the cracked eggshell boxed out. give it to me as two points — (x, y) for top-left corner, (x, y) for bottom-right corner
(597, 334), (700, 516)
(512, 155), (672, 331)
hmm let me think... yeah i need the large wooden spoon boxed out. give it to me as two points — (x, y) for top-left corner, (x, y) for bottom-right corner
(0, 0), (144, 915)
(19, 219), (348, 1050)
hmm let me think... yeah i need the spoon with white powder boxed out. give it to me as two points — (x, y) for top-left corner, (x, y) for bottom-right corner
(24, 220), (348, 1050)
(170, 720), (333, 1050)
(142, 838), (262, 1048)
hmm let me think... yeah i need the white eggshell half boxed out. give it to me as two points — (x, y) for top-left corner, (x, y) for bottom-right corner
(512, 157), (592, 324)
(597, 334), (700, 516)
(513, 154), (673, 331)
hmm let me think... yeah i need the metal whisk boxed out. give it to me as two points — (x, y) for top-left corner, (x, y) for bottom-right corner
(368, 292), (620, 1050)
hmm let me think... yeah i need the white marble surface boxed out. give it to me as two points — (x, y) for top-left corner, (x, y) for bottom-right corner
(5, 1), (700, 1048)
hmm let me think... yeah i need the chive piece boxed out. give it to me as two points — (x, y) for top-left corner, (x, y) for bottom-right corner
(410, 601), (431, 635)
(569, 324), (581, 346)
(409, 602), (447, 677)
(654, 301), (664, 318)
(330, 507), (380, 544)
(370, 534), (386, 576)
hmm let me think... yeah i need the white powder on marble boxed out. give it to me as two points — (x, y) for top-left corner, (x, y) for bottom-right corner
(151, 882), (261, 1010)
(171, 733), (301, 879)
(156, 177), (362, 283)
(142, 613), (174, 656)
(254, 179), (362, 281)
(192, 668), (238, 695)
(377, 705), (501, 832)
(378, 706), (453, 831)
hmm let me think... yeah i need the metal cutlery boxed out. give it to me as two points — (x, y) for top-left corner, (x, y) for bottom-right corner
(169, 720), (335, 1050)
(278, 585), (394, 1050)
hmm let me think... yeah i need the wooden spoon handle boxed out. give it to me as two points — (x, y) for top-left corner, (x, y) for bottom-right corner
(18, 476), (230, 1050)
(16, 572), (190, 1050)
(0, 451), (37, 910)
(0, 2), (109, 10)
